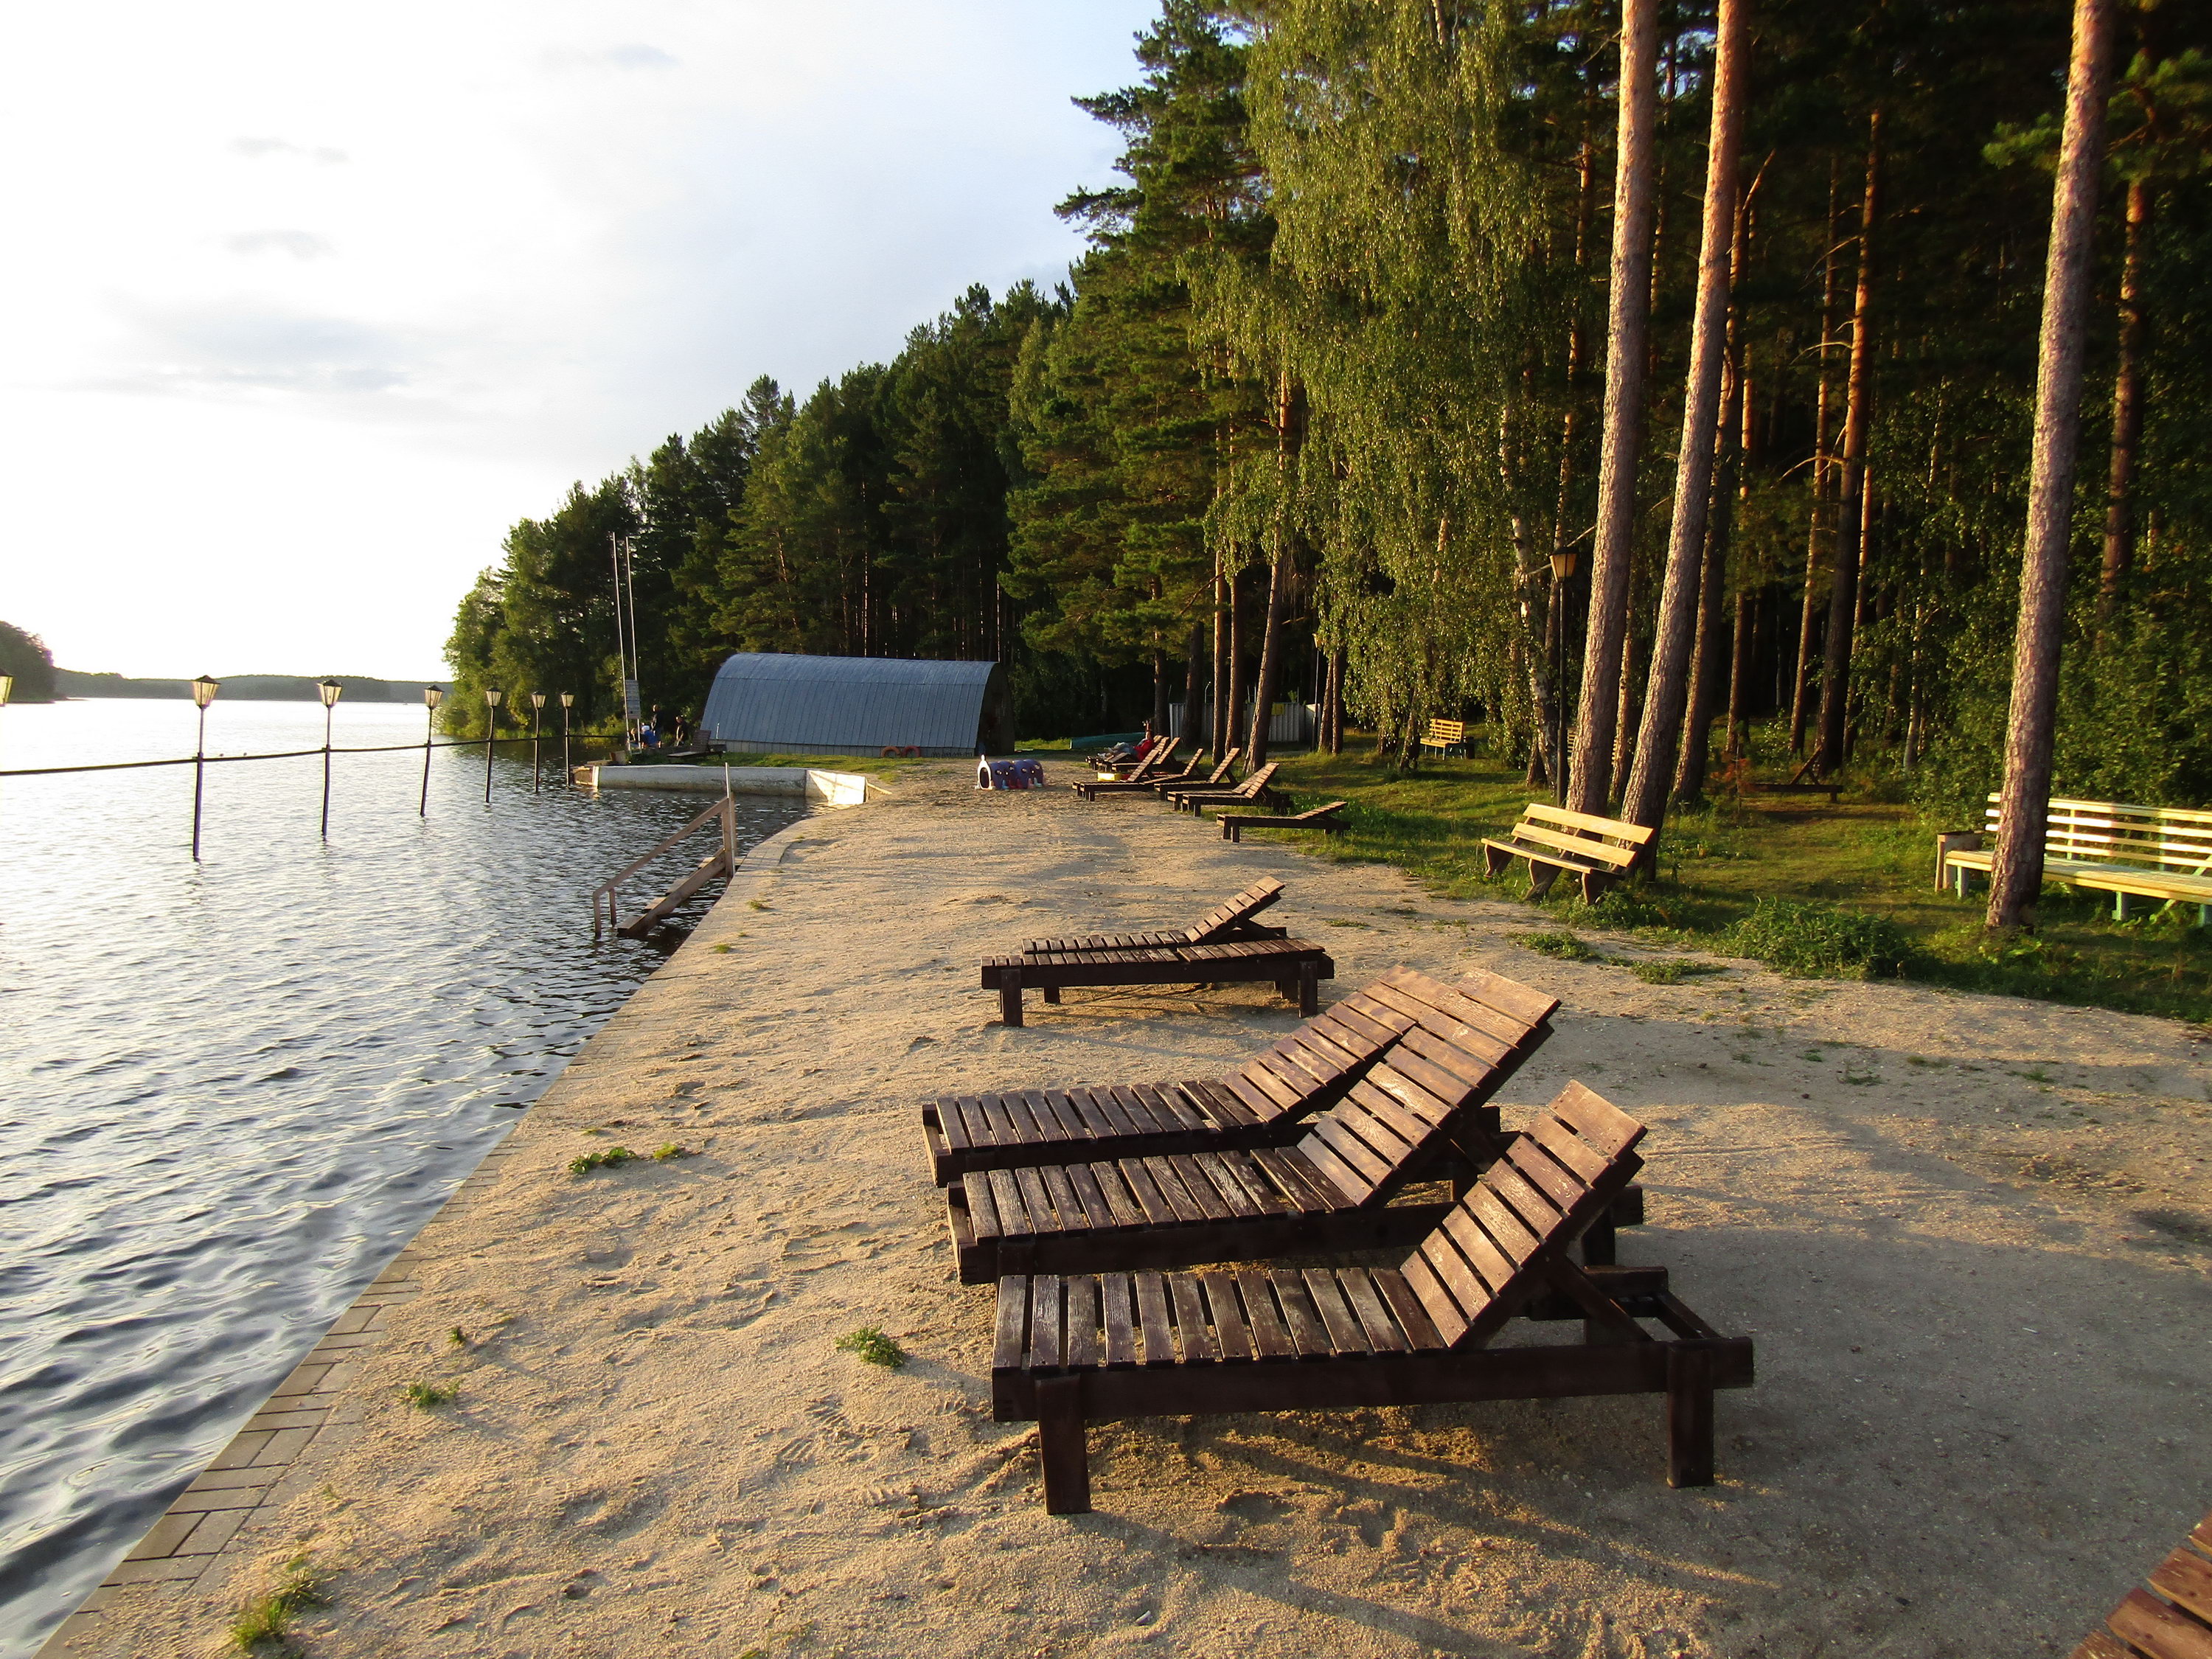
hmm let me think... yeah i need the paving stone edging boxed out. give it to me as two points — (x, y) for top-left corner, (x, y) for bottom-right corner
(35, 815), (821, 1656)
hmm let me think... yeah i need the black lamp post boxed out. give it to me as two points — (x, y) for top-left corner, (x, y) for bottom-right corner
(190, 675), (219, 858)
(420, 685), (444, 816)
(483, 687), (503, 803)
(1549, 550), (1579, 807)
(316, 678), (344, 839)
(559, 692), (574, 785)
(529, 691), (546, 794)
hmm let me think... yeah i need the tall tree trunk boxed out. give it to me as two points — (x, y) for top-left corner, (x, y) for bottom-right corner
(1613, 617), (1642, 790)
(1790, 164), (1843, 754)
(1567, 0), (1659, 816)
(1151, 647), (1169, 740)
(1227, 565), (1245, 761)
(2098, 173), (2150, 625)
(1183, 624), (1205, 751)
(1991, 0), (2116, 930)
(1814, 114), (1885, 778)
(1623, 0), (1748, 832)
(1211, 561), (1232, 761)
(1725, 587), (1755, 757)
(1246, 372), (1306, 770)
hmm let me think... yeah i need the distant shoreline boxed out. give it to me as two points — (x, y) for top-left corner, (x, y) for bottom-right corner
(36, 672), (448, 704)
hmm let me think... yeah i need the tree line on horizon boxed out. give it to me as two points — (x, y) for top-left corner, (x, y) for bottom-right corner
(445, 0), (2212, 922)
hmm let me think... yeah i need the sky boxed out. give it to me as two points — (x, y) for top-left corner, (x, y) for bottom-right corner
(0, 1), (1159, 682)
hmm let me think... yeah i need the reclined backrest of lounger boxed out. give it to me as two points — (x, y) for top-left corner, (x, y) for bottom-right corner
(1401, 1082), (1646, 1349)
(1231, 762), (1279, 799)
(1124, 737), (1179, 782)
(1180, 748), (1241, 788)
(1182, 877), (1286, 945)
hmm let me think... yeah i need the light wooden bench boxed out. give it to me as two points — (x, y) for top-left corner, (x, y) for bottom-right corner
(1482, 803), (1656, 903)
(1939, 796), (2212, 925)
(1219, 801), (1348, 843)
(2069, 1509), (2212, 1658)
(1419, 717), (1467, 757)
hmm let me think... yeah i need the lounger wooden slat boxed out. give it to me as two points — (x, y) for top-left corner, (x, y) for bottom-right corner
(942, 997), (1638, 1283)
(2069, 1514), (2212, 1659)
(1023, 877), (1288, 955)
(990, 1085), (1753, 1512)
(1220, 801), (1350, 842)
(985, 935), (1332, 1026)
(1165, 762), (1281, 816)
(922, 967), (1544, 1183)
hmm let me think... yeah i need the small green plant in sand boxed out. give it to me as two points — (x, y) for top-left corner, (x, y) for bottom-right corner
(836, 1326), (907, 1368)
(229, 1555), (329, 1655)
(712, 942), (735, 953)
(1322, 917), (1371, 928)
(1630, 959), (1726, 985)
(1517, 931), (1601, 962)
(1726, 899), (1913, 979)
(399, 1381), (456, 1411)
(446, 1326), (470, 1349)
(568, 1146), (637, 1175)
(748, 899), (771, 911)
(652, 1144), (693, 1161)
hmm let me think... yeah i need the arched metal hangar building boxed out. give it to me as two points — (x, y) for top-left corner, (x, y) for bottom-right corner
(700, 653), (1013, 757)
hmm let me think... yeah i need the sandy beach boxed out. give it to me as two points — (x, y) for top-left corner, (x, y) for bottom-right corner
(52, 759), (2212, 1658)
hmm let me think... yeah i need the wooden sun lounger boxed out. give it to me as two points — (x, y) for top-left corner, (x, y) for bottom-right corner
(1165, 761), (1280, 815)
(944, 993), (1642, 1284)
(1082, 737), (1179, 786)
(1020, 877), (1287, 956)
(1074, 747), (1237, 801)
(2070, 1510), (2212, 1658)
(921, 967), (1557, 1185)
(991, 1083), (1752, 1513)
(981, 937), (1334, 1027)
(1220, 801), (1349, 843)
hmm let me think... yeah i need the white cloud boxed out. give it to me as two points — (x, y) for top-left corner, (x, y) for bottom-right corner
(0, 0), (1158, 679)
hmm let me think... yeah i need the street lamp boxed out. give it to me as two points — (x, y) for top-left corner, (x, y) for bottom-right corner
(483, 686), (503, 803)
(558, 692), (574, 785)
(420, 685), (444, 816)
(316, 678), (344, 840)
(1548, 549), (1579, 807)
(190, 675), (219, 859)
(529, 691), (547, 795)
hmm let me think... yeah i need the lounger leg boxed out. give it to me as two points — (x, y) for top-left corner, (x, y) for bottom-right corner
(1666, 1344), (1717, 1488)
(1042, 987), (1061, 1004)
(1581, 1210), (1617, 1267)
(1035, 1375), (1091, 1514)
(1297, 960), (1319, 1016)
(998, 970), (1025, 1028)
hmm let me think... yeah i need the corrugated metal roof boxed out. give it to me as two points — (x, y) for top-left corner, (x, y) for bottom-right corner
(701, 653), (998, 755)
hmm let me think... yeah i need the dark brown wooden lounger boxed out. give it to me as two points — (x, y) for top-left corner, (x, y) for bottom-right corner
(1020, 877), (1287, 956)
(2070, 1510), (2212, 1658)
(943, 984), (1641, 1284)
(1074, 746), (1237, 801)
(1077, 737), (1179, 789)
(982, 938), (1333, 1027)
(1220, 801), (1349, 843)
(922, 967), (1557, 1185)
(990, 1083), (1753, 1513)
(1164, 761), (1279, 815)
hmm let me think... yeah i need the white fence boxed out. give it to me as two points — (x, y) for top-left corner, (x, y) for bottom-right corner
(1166, 700), (1314, 746)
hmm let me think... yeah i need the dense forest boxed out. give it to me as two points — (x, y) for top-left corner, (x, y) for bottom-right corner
(446, 0), (2212, 872)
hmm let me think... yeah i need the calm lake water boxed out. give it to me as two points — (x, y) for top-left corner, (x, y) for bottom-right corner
(0, 698), (805, 1655)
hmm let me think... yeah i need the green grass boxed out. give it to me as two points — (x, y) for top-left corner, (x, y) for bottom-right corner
(652, 1143), (693, 1161)
(229, 1556), (328, 1655)
(835, 1326), (907, 1368)
(399, 1381), (456, 1411)
(1518, 931), (1602, 962)
(567, 1145), (637, 1175)
(1260, 742), (2211, 1023)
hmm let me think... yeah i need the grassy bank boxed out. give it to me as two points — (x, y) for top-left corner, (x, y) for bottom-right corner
(1255, 748), (2211, 1025)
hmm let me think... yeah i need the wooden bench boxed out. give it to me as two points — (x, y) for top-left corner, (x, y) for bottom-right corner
(1418, 717), (1467, 757)
(1074, 746), (1236, 802)
(921, 967), (1556, 1184)
(2070, 1509), (2212, 1658)
(1481, 803), (1657, 903)
(988, 1084), (1750, 1513)
(1220, 801), (1348, 843)
(1940, 795), (2212, 925)
(1165, 760), (1279, 816)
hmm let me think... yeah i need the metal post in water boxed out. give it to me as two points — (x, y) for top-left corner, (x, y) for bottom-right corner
(189, 675), (219, 858)
(316, 678), (344, 839)
(420, 684), (444, 815)
(530, 692), (546, 794)
(560, 692), (574, 784)
(483, 687), (504, 804)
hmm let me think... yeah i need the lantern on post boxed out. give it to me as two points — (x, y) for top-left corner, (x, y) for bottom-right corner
(316, 678), (344, 840)
(529, 691), (547, 795)
(420, 685), (444, 816)
(483, 687), (504, 803)
(559, 692), (574, 785)
(189, 675), (220, 858)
